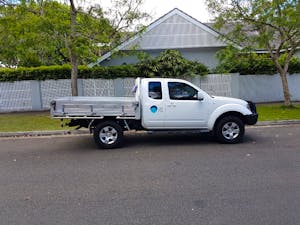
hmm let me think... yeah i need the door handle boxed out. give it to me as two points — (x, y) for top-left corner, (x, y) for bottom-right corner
(167, 104), (176, 108)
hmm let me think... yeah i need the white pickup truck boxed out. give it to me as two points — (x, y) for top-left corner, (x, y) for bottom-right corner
(50, 78), (258, 149)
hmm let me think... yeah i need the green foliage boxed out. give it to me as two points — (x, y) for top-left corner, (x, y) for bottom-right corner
(0, 0), (113, 67)
(0, 0), (149, 68)
(207, 0), (300, 52)
(279, 54), (300, 75)
(0, 50), (208, 81)
(215, 46), (300, 75)
(0, 1), (68, 66)
(206, 0), (300, 105)
(85, 65), (139, 79)
(0, 64), (140, 81)
(137, 50), (208, 78)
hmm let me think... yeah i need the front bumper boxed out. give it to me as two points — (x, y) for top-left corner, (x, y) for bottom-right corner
(245, 101), (258, 125)
(245, 113), (258, 125)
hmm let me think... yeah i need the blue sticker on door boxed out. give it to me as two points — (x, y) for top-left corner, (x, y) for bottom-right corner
(150, 105), (158, 113)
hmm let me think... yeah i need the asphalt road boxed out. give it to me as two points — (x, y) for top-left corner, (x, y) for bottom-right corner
(0, 125), (299, 225)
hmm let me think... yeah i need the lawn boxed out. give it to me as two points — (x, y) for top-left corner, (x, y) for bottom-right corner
(0, 111), (66, 132)
(256, 103), (300, 121)
(0, 103), (299, 132)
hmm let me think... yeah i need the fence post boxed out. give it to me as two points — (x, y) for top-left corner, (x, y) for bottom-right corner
(31, 80), (43, 111)
(230, 73), (240, 98)
(114, 78), (124, 97)
(77, 79), (84, 96)
(191, 75), (201, 89)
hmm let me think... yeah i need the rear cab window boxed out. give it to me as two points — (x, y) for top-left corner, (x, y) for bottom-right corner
(148, 82), (162, 100)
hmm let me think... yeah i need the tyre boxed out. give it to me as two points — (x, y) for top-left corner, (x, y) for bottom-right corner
(93, 121), (124, 149)
(215, 116), (245, 144)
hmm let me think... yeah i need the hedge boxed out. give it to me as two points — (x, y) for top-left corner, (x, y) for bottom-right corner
(215, 46), (300, 75)
(0, 62), (209, 82)
(0, 64), (142, 82)
(5, 56), (300, 81)
(233, 55), (300, 75)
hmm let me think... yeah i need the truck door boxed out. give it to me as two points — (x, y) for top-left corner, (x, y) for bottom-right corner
(141, 81), (165, 129)
(164, 81), (208, 129)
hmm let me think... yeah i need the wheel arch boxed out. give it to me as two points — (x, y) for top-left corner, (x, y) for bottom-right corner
(208, 105), (249, 131)
(90, 117), (124, 129)
(212, 111), (245, 132)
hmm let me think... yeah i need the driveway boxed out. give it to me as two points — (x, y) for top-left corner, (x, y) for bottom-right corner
(0, 124), (299, 225)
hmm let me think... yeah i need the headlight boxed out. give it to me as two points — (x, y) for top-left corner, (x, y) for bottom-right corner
(246, 101), (257, 113)
(247, 103), (251, 111)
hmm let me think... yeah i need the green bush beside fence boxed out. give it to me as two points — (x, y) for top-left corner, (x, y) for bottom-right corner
(215, 46), (300, 75)
(0, 63), (209, 82)
(2, 54), (300, 82)
(0, 65), (141, 82)
(0, 50), (210, 82)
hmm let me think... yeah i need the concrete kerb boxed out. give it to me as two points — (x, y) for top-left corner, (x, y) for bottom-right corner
(255, 120), (300, 126)
(1, 120), (300, 138)
(0, 129), (90, 138)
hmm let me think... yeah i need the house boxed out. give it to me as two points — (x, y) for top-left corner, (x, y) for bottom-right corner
(90, 8), (238, 69)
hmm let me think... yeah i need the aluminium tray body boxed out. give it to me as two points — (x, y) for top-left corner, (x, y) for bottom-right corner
(51, 96), (139, 118)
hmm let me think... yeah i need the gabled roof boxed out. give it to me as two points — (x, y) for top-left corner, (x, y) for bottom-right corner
(90, 8), (236, 67)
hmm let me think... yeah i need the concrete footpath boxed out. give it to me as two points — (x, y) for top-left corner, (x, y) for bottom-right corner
(1, 120), (300, 138)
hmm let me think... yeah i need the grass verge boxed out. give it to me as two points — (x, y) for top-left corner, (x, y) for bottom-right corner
(0, 103), (299, 132)
(0, 111), (66, 132)
(257, 103), (300, 121)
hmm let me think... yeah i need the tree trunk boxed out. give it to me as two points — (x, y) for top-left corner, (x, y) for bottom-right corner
(272, 56), (292, 107)
(70, 52), (78, 96)
(70, 0), (78, 96)
(278, 71), (291, 106)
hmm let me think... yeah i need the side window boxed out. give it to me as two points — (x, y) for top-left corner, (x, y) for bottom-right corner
(149, 82), (162, 100)
(168, 82), (198, 100)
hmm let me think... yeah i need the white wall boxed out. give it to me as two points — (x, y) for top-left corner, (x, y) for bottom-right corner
(1, 74), (299, 112)
(239, 74), (300, 102)
(99, 47), (221, 69)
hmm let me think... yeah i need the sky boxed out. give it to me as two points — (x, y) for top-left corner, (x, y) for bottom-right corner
(98, 0), (212, 23)
(141, 0), (211, 22)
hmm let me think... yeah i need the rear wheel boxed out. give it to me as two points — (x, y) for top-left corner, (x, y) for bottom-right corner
(93, 121), (124, 149)
(215, 116), (244, 144)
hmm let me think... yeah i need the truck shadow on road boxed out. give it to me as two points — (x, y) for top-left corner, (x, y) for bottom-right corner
(124, 133), (214, 147)
(122, 132), (257, 149)
(57, 131), (258, 152)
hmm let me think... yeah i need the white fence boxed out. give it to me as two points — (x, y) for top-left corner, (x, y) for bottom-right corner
(238, 74), (300, 102)
(0, 74), (299, 112)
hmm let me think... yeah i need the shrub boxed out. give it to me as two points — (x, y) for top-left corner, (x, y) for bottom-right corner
(0, 50), (208, 82)
(0, 64), (140, 82)
(215, 46), (300, 75)
(137, 50), (208, 77)
(280, 55), (300, 75)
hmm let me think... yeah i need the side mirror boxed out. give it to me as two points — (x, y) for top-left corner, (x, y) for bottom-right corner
(197, 92), (204, 101)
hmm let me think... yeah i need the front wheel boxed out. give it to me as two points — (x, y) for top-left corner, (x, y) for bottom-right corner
(215, 116), (245, 144)
(93, 121), (124, 149)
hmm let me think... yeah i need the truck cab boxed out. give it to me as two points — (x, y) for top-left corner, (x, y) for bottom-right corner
(138, 78), (257, 129)
(140, 78), (211, 130)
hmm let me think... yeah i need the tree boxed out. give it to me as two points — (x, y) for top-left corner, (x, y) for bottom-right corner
(206, 0), (300, 106)
(0, 0), (18, 6)
(65, 0), (149, 95)
(0, 1), (78, 67)
(69, 0), (79, 96)
(0, 0), (149, 95)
